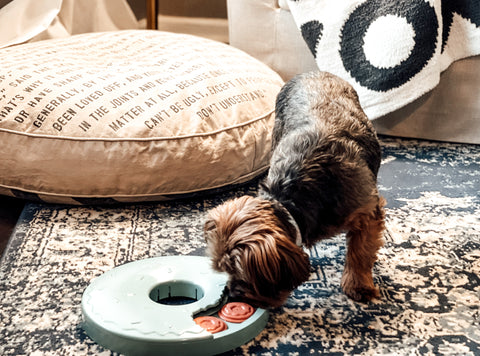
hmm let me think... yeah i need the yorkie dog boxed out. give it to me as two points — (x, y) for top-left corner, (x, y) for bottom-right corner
(204, 71), (386, 308)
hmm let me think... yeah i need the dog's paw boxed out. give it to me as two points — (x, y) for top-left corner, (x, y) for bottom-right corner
(343, 284), (380, 302)
(346, 286), (380, 302)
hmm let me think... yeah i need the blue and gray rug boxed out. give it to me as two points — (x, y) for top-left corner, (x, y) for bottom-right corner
(1, 137), (479, 355)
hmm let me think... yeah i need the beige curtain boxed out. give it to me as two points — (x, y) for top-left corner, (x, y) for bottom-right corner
(0, 0), (138, 49)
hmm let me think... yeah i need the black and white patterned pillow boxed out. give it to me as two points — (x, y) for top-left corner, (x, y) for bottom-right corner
(287, 0), (480, 118)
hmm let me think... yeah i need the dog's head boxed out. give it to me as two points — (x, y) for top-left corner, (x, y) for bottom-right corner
(204, 195), (311, 308)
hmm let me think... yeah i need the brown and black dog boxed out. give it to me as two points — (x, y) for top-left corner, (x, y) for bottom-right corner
(204, 71), (386, 308)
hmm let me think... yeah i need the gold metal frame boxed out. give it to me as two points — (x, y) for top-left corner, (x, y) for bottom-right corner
(146, 0), (158, 29)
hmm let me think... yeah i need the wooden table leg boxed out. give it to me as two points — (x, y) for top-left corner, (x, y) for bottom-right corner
(146, 0), (158, 29)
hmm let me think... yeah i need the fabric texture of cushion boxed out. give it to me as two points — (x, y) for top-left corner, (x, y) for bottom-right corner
(0, 30), (284, 204)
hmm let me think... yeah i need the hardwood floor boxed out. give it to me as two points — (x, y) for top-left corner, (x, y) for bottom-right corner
(0, 196), (25, 256)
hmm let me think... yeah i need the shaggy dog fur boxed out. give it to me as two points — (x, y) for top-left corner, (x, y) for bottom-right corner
(204, 71), (386, 308)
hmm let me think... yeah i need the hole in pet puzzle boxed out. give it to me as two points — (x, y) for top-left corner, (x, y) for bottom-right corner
(149, 281), (205, 305)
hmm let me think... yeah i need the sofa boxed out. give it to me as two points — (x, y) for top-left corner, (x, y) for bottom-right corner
(227, 0), (480, 144)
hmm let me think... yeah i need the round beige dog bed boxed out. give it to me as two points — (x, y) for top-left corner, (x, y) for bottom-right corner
(0, 30), (284, 204)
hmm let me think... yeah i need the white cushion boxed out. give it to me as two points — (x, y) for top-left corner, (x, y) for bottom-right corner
(0, 30), (284, 204)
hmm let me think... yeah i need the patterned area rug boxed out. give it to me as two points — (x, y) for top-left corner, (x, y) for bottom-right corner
(1, 137), (479, 355)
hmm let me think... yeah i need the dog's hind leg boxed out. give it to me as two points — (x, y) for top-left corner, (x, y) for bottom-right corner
(341, 196), (386, 302)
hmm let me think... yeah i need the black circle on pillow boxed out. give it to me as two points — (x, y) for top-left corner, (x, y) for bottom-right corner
(339, 0), (438, 92)
(301, 20), (324, 57)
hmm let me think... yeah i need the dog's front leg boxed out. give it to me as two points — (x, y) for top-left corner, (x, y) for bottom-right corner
(341, 198), (386, 302)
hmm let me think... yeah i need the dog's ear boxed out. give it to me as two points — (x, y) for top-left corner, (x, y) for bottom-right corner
(240, 232), (311, 299)
(204, 196), (255, 273)
(203, 208), (230, 273)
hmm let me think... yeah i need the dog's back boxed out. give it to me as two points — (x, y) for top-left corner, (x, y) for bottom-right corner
(261, 71), (382, 243)
(273, 71), (380, 175)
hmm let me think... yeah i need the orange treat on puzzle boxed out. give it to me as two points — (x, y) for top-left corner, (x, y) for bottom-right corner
(194, 316), (228, 334)
(218, 302), (255, 323)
